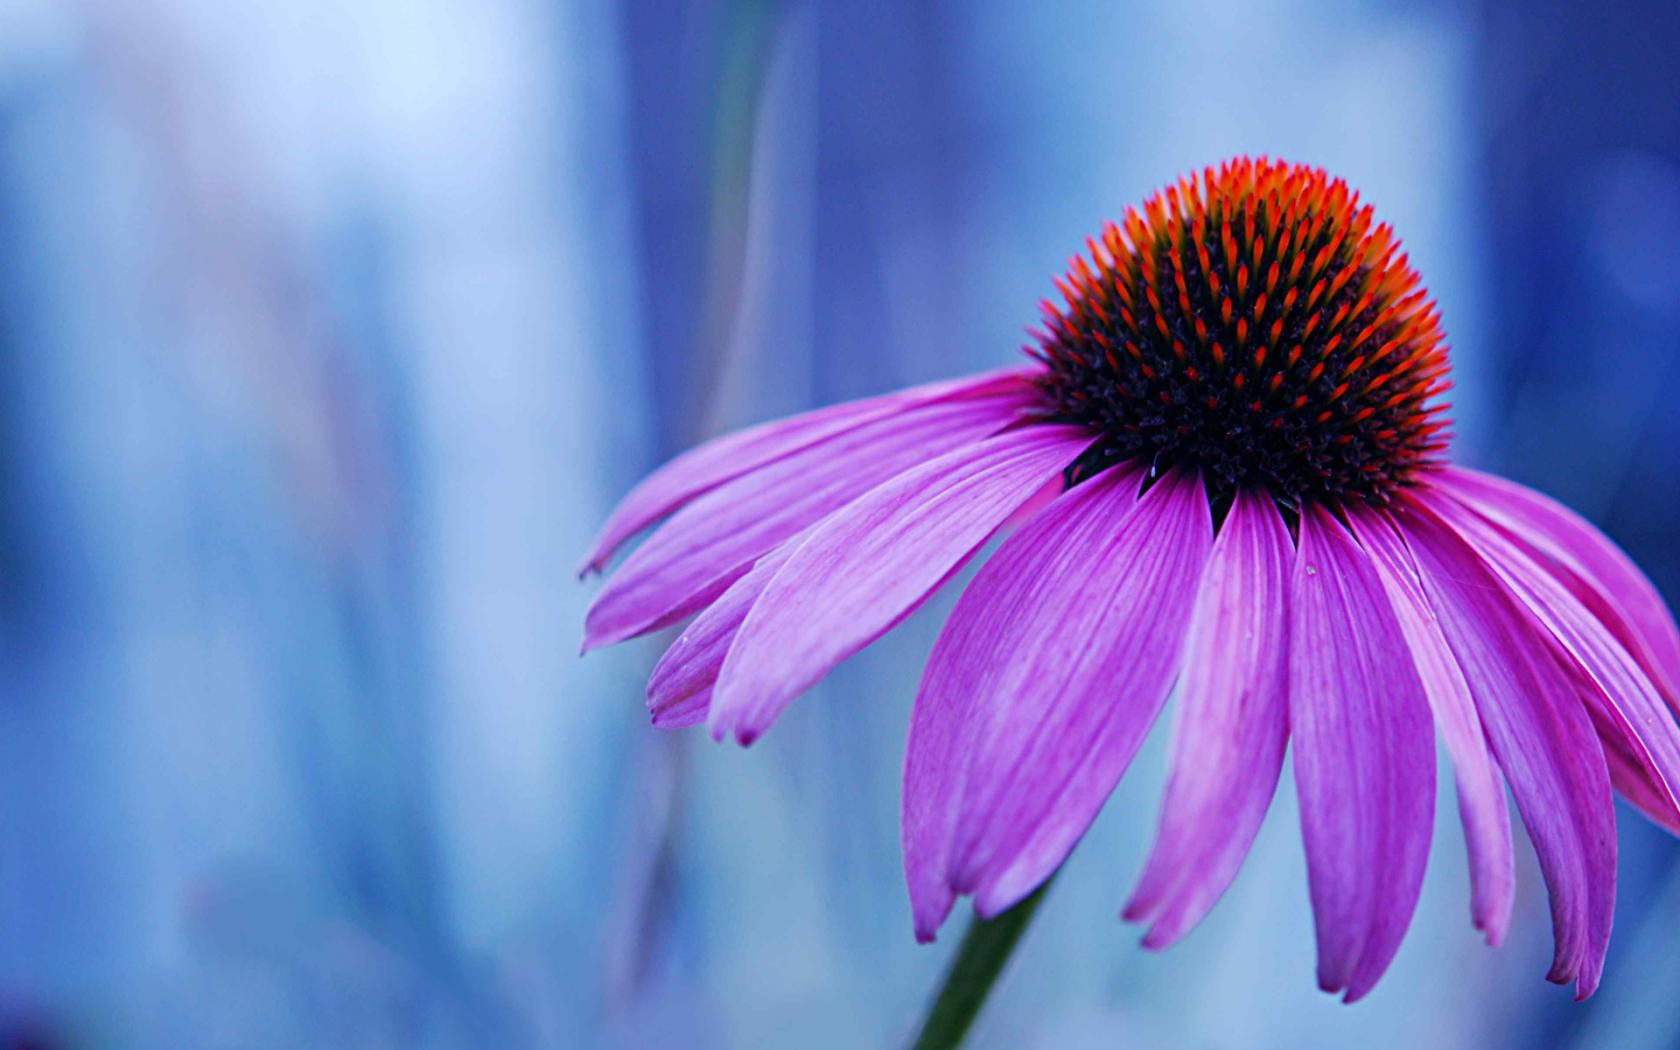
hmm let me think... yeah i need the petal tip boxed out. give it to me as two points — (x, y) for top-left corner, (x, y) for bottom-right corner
(1137, 925), (1177, 953)
(1574, 955), (1605, 1001)
(1342, 969), (1384, 1005)
(908, 885), (956, 945)
(649, 706), (701, 730)
(705, 708), (762, 747)
(575, 538), (614, 577)
(1473, 917), (1506, 949)
(1315, 966), (1350, 998)
(973, 873), (1040, 923)
(580, 606), (626, 653)
(579, 623), (617, 654)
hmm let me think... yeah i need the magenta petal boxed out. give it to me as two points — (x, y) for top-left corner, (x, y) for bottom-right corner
(1394, 497), (1614, 999)
(1436, 466), (1680, 709)
(1429, 491), (1680, 834)
(1290, 506), (1435, 1003)
(901, 465), (1211, 941)
(649, 688), (708, 729)
(645, 542), (798, 729)
(707, 424), (1097, 744)
(1600, 727), (1680, 835)
(1122, 487), (1291, 949)
(581, 386), (1039, 650)
(1350, 508), (1515, 946)
(579, 365), (1035, 574)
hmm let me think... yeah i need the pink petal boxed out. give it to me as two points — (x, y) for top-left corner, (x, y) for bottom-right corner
(1394, 497), (1614, 999)
(581, 386), (1039, 650)
(707, 424), (1097, 745)
(1429, 491), (1680, 836)
(645, 542), (798, 729)
(579, 365), (1036, 574)
(1598, 724), (1680, 835)
(1436, 466), (1680, 709)
(1289, 506), (1435, 1003)
(901, 465), (1210, 941)
(1349, 508), (1515, 946)
(649, 688), (708, 730)
(1122, 487), (1291, 949)
(645, 443), (1086, 736)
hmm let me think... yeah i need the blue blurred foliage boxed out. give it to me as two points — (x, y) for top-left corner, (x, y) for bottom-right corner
(1, 0), (1678, 1046)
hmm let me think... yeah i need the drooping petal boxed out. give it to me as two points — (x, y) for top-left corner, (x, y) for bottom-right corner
(645, 542), (798, 729)
(1122, 487), (1291, 949)
(1597, 723), (1680, 835)
(1289, 505), (1435, 1003)
(579, 366), (1035, 574)
(1394, 497), (1614, 999)
(647, 685), (709, 730)
(1436, 466), (1680, 709)
(582, 386), (1039, 650)
(708, 424), (1097, 744)
(1349, 508), (1515, 946)
(1429, 491), (1680, 835)
(901, 465), (1210, 941)
(647, 428), (1091, 736)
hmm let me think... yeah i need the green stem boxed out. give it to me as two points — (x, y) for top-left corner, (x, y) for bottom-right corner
(909, 882), (1052, 1050)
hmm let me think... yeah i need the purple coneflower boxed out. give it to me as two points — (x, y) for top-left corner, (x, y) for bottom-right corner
(581, 157), (1680, 1003)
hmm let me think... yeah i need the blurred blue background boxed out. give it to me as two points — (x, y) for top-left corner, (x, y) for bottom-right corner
(3, 0), (1679, 1046)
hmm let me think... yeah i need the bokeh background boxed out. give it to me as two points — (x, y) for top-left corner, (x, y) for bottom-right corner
(3, 0), (1679, 1046)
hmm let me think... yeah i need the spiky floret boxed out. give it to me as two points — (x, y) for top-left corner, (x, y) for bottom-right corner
(1029, 156), (1452, 509)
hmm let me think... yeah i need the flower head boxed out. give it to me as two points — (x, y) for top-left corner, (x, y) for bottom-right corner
(1032, 157), (1448, 506)
(581, 157), (1680, 1001)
